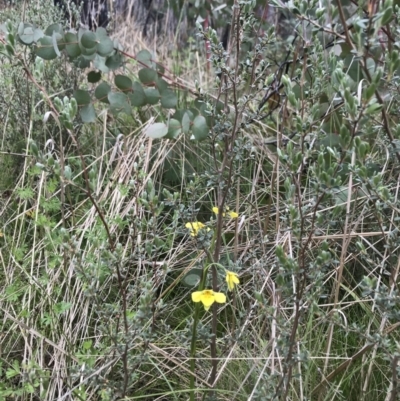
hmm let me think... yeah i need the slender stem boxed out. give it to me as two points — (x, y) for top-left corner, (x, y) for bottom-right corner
(189, 262), (211, 401)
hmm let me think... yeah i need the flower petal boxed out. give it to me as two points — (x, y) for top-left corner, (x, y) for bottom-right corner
(228, 211), (239, 219)
(214, 292), (226, 304)
(192, 291), (202, 302)
(212, 207), (219, 215)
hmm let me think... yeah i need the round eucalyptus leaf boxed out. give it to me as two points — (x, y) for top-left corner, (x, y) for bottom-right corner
(108, 92), (131, 115)
(181, 112), (191, 134)
(93, 55), (109, 73)
(144, 88), (160, 105)
(139, 68), (157, 84)
(74, 89), (91, 106)
(95, 27), (108, 39)
(182, 269), (202, 287)
(44, 23), (64, 36)
(144, 122), (168, 139)
(115, 75), (133, 91)
(45, 23), (63, 35)
(160, 89), (177, 109)
(80, 104), (96, 123)
(95, 82), (111, 103)
(65, 32), (80, 58)
(52, 32), (63, 56)
(192, 115), (209, 141)
(80, 31), (97, 49)
(34, 36), (57, 60)
(136, 49), (153, 68)
(74, 55), (90, 69)
(87, 70), (102, 83)
(129, 82), (146, 106)
(80, 44), (97, 56)
(33, 28), (44, 42)
(97, 36), (113, 57)
(164, 119), (181, 139)
(156, 78), (168, 92)
(105, 52), (123, 70)
(18, 26), (35, 45)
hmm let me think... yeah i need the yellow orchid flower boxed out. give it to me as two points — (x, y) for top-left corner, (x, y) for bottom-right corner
(212, 206), (238, 219)
(185, 221), (207, 237)
(191, 289), (226, 311)
(226, 271), (240, 291)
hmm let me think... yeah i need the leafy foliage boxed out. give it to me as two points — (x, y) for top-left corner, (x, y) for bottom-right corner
(2, 0), (400, 400)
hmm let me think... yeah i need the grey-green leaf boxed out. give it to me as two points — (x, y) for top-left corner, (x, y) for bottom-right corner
(136, 49), (153, 68)
(144, 88), (160, 105)
(160, 89), (177, 109)
(95, 82), (111, 103)
(192, 115), (209, 141)
(105, 52), (123, 70)
(108, 92), (131, 115)
(80, 104), (96, 123)
(181, 112), (191, 134)
(97, 36), (113, 57)
(65, 32), (80, 58)
(74, 89), (91, 106)
(145, 122), (168, 139)
(164, 119), (181, 139)
(129, 82), (146, 107)
(34, 36), (57, 60)
(81, 31), (97, 49)
(115, 75), (133, 91)
(139, 68), (157, 84)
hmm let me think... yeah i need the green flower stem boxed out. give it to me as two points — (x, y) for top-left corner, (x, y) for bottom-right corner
(189, 261), (226, 401)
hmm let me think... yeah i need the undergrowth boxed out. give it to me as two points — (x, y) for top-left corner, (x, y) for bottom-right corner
(1, 0), (400, 400)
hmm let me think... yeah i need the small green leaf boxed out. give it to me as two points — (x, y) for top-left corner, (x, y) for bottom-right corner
(45, 23), (63, 35)
(95, 27), (108, 39)
(165, 119), (181, 139)
(181, 112), (191, 134)
(144, 88), (160, 105)
(74, 90), (91, 105)
(65, 32), (80, 58)
(182, 268), (202, 287)
(129, 82), (146, 106)
(33, 28), (44, 42)
(74, 56), (90, 68)
(192, 115), (208, 141)
(145, 122), (168, 139)
(18, 23), (38, 45)
(105, 52), (123, 70)
(381, 6), (393, 26)
(81, 31), (97, 49)
(115, 75), (133, 91)
(80, 104), (96, 122)
(136, 49), (153, 68)
(34, 36), (57, 60)
(160, 89), (177, 108)
(87, 70), (102, 83)
(52, 31), (62, 57)
(97, 36), (114, 56)
(139, 68), (157, 84)
(156, 78), (168, 92)
(95, 82), (111, 103)
(108, 92), (131, 115)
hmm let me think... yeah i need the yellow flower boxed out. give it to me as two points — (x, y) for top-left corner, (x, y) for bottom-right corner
(212, 207), (221, 215)
(26, 210), (35, 219)
(226, 271), (240, 291)
(212, 206), (238, 219)
(185, 221), (206, 237)
(191, 289), (226, 311)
